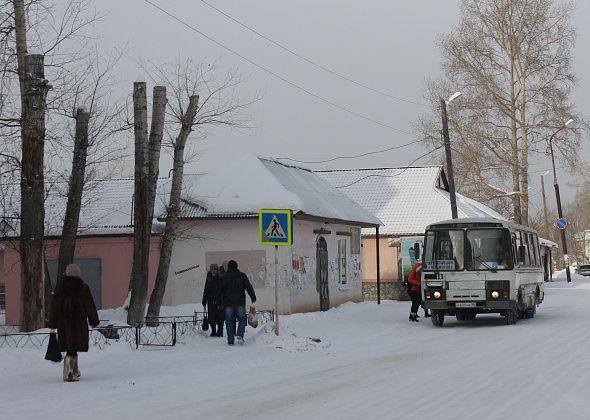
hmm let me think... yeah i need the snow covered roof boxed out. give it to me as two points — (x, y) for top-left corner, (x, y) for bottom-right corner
(179, 154), (381, 227)
(0, 178), (168, 237)
(315, 166), (505, 236)
(539, 238), (558, 249)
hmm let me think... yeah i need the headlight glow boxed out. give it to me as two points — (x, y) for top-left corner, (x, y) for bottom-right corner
(433, 291), (442, 299)
(491, 291), (500, 299)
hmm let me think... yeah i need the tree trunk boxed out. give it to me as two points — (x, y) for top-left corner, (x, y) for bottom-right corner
(146, 86), (167, 233)
(13, 0), (27, 111)
(508, 61), (522, 225)
(127, 82), (150, 327)
(146, 95), (199, 325)
(19, 54), (49, 332)
(43, 254), (52, 327)
(56, 109), (90, 287)
(518, 76), (529, 226)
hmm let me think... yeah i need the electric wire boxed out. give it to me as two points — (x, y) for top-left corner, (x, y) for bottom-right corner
(198, 0), (426, 107)
(142, 0), (413, 135)
(333, 145), (444, 188)
(276, 139), (422, 164)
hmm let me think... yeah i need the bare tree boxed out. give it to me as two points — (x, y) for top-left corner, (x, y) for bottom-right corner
(417, 0), (586, 225)
(145, 58), (256, 323)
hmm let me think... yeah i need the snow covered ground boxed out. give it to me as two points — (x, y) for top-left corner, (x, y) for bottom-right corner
(2, 270), (590, 420)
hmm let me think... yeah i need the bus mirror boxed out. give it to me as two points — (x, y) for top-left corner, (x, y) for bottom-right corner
(518, 246), (526, 264)
(414, 242), (421, 260)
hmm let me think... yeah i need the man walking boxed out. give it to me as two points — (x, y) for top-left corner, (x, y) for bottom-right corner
(221, 260), (256, 345)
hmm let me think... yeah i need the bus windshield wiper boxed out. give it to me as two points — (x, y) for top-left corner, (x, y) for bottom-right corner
(473, 254), (497, 273)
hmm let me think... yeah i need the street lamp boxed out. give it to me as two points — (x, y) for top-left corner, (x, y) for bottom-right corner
(441, 92), (462, 219)
(548, 118), (574, 283)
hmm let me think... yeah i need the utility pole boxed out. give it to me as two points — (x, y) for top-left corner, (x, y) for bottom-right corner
(540, 174), (553, 280)
(548, 119), (574, 283)
(441, 97), (458, 219)
(540, 175), (550, 240)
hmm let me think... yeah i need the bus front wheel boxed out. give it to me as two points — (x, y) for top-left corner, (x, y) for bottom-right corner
(431, 310), (445, 327)
(505, 309), (518, 325)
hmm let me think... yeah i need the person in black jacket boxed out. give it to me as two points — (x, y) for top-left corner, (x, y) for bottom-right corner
(202, 263), (224, 337)
(221, 260), (256, 345)
(48, 264), (100, 382)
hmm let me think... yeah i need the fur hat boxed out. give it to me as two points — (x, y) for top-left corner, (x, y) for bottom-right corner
(65, 263), (81, 278)
(209, 263), (219, 271)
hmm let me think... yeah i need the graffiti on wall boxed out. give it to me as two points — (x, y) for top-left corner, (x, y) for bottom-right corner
(291, 254), (315, 291)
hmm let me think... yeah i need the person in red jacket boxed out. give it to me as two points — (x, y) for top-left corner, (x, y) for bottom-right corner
(407, 262), (430, 322)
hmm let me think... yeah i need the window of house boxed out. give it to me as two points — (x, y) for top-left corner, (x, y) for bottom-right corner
(338, 239), (347, 285)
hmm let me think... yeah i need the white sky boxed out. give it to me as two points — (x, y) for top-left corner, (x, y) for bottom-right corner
(94, 0), (590, 207)
(3, 271), (590, 419)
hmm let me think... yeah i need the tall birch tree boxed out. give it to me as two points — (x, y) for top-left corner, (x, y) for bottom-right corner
(418, 0), (585, 225)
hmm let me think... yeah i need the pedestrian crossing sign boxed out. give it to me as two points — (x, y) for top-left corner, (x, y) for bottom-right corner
(259, 209), (292, 246)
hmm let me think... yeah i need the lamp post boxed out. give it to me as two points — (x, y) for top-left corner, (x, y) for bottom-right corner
(441, 92), (462, 219)
(548, 118), (574, 283)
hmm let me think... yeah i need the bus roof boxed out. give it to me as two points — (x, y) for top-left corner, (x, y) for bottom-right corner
(426, 217), (539, 234)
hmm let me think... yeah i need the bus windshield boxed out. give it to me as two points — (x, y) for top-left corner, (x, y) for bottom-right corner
(424, 228), (513, 271)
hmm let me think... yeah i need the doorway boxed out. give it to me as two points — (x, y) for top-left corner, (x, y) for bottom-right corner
(316, 236), (329, 311)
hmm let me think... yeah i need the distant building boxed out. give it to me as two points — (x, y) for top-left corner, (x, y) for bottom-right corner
(316, 166), (507, 300)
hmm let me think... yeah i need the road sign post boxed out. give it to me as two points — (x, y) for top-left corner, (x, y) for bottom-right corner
(259, 210), (293, 336)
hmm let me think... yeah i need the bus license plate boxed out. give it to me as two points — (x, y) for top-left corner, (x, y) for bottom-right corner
(456, 302), (476, 308)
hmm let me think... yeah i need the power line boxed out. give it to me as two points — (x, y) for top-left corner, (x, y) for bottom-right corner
(333, 146), (443, 188)
(276, 139), (422, 164)
(142, 0), (413, 135)
(198, 0), (426, 107)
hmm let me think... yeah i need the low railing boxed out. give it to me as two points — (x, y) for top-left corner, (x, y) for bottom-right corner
(0, 309), (275, 349)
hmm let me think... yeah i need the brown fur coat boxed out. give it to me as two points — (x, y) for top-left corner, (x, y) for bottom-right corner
(48, 275), (100, 352)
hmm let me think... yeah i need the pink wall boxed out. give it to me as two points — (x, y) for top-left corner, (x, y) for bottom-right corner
(2, 235), (161, 325)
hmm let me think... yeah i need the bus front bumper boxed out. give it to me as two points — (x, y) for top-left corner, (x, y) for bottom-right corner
(424, 300), (517, 312)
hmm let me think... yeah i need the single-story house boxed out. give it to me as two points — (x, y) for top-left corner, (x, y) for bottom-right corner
(1, 179), (166, 325)
(161, 153), (381, 314)
(1, 153), (381, 324)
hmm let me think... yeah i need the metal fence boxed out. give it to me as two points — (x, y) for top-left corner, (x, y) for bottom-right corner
(0, 309), (274, 350)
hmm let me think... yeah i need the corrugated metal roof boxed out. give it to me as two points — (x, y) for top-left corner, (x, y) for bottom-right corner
(1, 178), (168, 237)
(315, 166), (505, 236)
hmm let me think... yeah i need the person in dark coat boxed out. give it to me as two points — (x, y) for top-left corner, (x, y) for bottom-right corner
(221, 260), (256, 345)
(48, 263), (99, 382)
(202, 263), (224, 337)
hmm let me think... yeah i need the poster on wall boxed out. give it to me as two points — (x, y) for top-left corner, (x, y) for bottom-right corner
(401, 235), (425, 280)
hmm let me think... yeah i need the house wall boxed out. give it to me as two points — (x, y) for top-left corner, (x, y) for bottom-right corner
(360, 236), (407, 301)
(163, 218), (363, 314)
(361, 237), (399, 282)
(2, 236), (161, 326)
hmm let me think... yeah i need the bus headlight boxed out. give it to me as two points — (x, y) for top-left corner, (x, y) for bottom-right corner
(433, 291), (442, 299)
(491, 291), (500, 299)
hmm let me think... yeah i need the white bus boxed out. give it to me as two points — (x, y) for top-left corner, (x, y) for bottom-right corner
(421, 218), (544, 326)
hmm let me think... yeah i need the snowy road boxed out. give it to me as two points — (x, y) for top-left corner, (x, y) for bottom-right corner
(3, 271), (590, 420)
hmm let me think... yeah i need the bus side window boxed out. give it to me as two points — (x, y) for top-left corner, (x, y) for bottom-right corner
(511, 234), (518, 264)
(532, 234), (540, 266)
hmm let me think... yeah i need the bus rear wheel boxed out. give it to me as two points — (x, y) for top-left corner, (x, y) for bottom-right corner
(431, 310), (445, 327)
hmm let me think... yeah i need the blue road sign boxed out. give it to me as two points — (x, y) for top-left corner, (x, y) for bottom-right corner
(554, 217), (568, 230)
(259, 209), (292, 246)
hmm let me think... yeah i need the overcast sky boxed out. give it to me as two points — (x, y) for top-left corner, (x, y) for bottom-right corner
(96, 0), (589, 207)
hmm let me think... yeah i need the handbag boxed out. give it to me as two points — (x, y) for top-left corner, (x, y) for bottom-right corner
(247, 306), (258, 328)
(45, 331), (62, 363)
(202, 315), (209, 331)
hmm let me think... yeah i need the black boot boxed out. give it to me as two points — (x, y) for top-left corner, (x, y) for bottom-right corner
(210, 326), (217, 337)
(424, 310), (431, 318)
